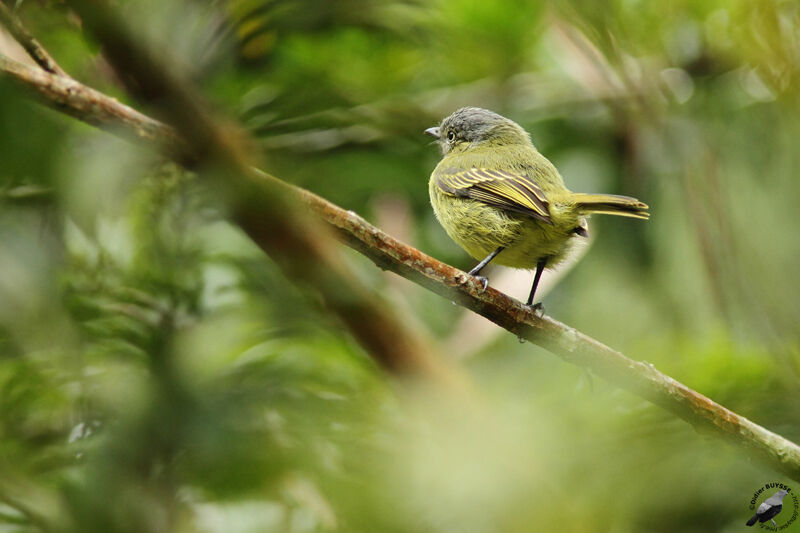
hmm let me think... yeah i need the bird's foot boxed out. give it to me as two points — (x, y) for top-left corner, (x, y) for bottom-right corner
(527, 302), (545, 317)
(473, 275), (489, 292)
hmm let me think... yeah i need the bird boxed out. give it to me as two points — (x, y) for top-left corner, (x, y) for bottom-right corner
(747, 489), (788, 527)
(425, 107), (649, 307)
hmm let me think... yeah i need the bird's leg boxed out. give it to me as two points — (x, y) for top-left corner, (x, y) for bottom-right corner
(771, 519), (777, 527)
(467, 246), (504, 291)
(526, 257), (548, 309)
(468, 246), (505, 275)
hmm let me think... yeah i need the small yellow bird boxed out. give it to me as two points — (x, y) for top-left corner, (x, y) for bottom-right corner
(425, 107), (648, 307)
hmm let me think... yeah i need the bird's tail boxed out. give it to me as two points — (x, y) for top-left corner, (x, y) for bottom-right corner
(568, 193), (649, 220)
(746, 514), (758, 526)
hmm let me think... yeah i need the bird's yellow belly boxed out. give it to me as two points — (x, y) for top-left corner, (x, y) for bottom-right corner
(429, 182), (577, 269)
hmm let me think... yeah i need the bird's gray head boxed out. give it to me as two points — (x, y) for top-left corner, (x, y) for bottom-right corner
(424, 107), (531, 156)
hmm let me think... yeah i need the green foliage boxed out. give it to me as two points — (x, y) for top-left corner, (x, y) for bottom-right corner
(1, 0), (799, 531)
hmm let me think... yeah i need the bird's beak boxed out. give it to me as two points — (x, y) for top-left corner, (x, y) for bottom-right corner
(424, 127), (440, 139)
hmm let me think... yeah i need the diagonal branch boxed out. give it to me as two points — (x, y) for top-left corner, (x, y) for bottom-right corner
(1, 18), (799, 480)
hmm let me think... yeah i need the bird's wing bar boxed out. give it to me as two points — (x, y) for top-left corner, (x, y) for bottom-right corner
(435, 167), (552, 224)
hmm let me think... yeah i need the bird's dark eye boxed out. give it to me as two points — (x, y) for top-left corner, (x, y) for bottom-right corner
(447, 130), (456, 141)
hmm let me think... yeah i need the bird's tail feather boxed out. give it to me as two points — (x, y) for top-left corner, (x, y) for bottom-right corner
(746, 514), (758, 526)
(568, 193), (649, 220)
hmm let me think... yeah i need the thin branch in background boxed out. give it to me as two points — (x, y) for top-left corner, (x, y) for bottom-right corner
(1, 3), (799, 481)
(553, 13), (774, 346)
(0, 1), (68, 77)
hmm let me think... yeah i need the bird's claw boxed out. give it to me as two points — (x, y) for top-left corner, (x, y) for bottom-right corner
(528, 302), (545, 316)
(473, 275), (488, 292)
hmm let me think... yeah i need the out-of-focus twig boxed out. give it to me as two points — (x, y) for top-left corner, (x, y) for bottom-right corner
(1, 5), (800, 480)
(0, 1), (68, 77)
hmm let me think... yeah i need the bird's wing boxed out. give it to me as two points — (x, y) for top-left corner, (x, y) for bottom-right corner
(763, 504), (783, 520)
(757, 502), (772, 514)
(434, 167), (552, 224)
